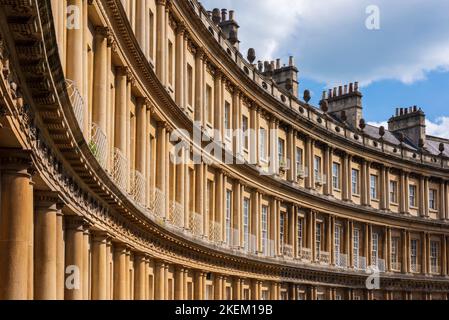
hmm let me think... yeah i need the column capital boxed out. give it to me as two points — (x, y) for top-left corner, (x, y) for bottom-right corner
(34, 191), (63, 211)
(176, 22), (186, 35)
(156, 0), (167, 6)
(0, 149), (34, 174)
(64, 215), (86, 231)
(91, 230), (112, 243)
(94, 26), (110, 38)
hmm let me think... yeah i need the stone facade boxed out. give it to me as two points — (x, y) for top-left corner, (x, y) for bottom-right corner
(0, 0), (448, 301)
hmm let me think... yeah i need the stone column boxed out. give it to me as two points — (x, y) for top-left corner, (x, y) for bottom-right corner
(113, 244), (128, 300)
(361, 160), (368, 206)
(155, 261), (166, 300)
(424, 177), (430, 217)
(175, 24), (186, 108)
(287, 128), (295, 182)
(156, 122), (167, 209)
(233, 277), (241, 300)
(386, 227), (392, 272)
(349, 221), (354, 268)
(233, 182), (242, 247)
(380, 166), (387, 210)
(384, 167), (391, 211)
(92, 26), (109, 137)
(135, 0), (147, 54)
(91, 232), (109, 300)
(305, 136), (314, 189)
(82, 226), (90, 300)
(269, 119), (279, 175)
(215, 275), (224, 300)
(421, 233), (427, 275)
(34, 192), (60, 300)
(215, 171), (224, 242)
(323, 145), (332, 195)
(136, 98), (148, 195)
(66, 0), (84, 100)
(156, 0), (167, 84)
(64, 216), (85, 300)
(56, 208), (65, 300)
(174, 266), (184, 300)
(252, 190), (260, 253)
(195, 162), (204, 232)
(194, 271), (204, 300)
(134, 254), (146, 300)
(114, 67), (128, 156)
(440, 181), (447, 220)
(194, 48), (205, 125)
(442, 235), (447, 277)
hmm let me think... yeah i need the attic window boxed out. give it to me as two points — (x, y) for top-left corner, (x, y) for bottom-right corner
(262, 82), (268, 90)
(243, 66), (249, 75)
(281, 95), (286, 102)
(208, 27), (215, 35)
(227, 48), (232, 56)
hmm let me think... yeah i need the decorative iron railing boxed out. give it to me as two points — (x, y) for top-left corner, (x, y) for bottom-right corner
(283, 244), (294, 258)
(111, 148), (128, 191)
(209, 221), (222, 244)
(335, 253), (348, 268)
(169, 201), (184, 228)
(189, 212), (203, 237)
(317, 251), (330, 264)
(130, 170), (146, 206)
(89, 122), (108, 168)
(410, 263), (421, 273)
(150, 187), (166, 220)
(300, 247), (312, 261)
(65, 79), (84, 129)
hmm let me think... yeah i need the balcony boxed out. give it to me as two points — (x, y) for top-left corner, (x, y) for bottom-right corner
(189, 212), (203, 238)
(89, 122), (108, 168)
(265, 239), (276, 257)
(209, 221), (222, 244)
(296, 165), (308, 180)
(353, 256), (367, 271)
(410, 263), (421, 273)
(111, 148), (129, 191)
(169, 201), (184, 229)
(335, 253), (348, 269)
(130, 170), (146, 206)
(377, 259), (386, 273)
(315, 173), (327, 186)
(66, 79), (84, 129)
(316, 251), (330, 265)
(150, 187), (166, 220)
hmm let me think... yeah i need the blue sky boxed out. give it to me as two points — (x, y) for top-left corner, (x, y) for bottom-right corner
(201, 0), (449, 137)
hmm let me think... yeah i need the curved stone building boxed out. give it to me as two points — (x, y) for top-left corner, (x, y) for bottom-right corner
(0, 0), (448, 300)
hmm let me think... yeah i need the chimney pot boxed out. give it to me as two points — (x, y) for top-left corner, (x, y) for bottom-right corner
(328, 89), (332, 98)
(344, 85), (348, 94)
(229, 10), (235, 20)
(349, 83), (353, 93)
(221, 8), (227, 21)
(333, 87), (337, 97)
(338, 86), (343, 96)
(289, 56), (294, 67)
(276, 59), (281, 69)
(354, 82), (359, 92)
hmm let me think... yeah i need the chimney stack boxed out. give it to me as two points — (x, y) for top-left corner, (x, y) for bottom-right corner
(388, 106), (426, 148)
(221, 9), (227, 21)
(219, 8), (240, 50)
(324, 82), (363, 129)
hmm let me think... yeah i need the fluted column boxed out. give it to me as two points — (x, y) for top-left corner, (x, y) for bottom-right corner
(156, 0), (167, 84)
(269, 118), (279, 175)
(113, 244), (128, 300)
(64, 217), (85, 300)
(214, 275), (224, 300)
(34, 192), (60, 300)
(136, 98), (148, 185)
(195, 162), (204, 232)
(233, 277), (241, 300)
(287, 128), (295, 182)
(442, 235), (447, 276)
(384, 167), (391, 211)
(194, 271), (204, 300)
(215, 171), (224, 242)
(92, 26), (109, 137)
(82, 226), (90, 300)
(440, 181), (447, 220)
(91, 232), (109, 300)
(323, 145), (332, 195)
(156, 122), (167, 210)
(233, 182), (242, 248)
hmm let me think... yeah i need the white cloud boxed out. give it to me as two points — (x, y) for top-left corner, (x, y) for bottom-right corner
(200, 0), (449, 87)
(369, 117), (449, 139)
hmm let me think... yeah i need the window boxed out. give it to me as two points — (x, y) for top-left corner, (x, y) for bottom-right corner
(353, 228), (360, 267)
(224, 102), (231, 139)
(370, 175), (378, 200)
(410, 239), (418, 271)
(261, 206), (268, 256)
(259, 128), (267, 161)
(314, 156), (321, 180)
(297, 218), (303, 252)
(280, 213), (286, 251)
(243, 198), (250, 252)
(168, 40), (174, 86)
(409, 185), (417, 207)
(429, 189), (437, 210)
(371, 233), (379, 266)
(334, 224), (341, 256)
(332, 162), (341, 190)
(391, 237), (399, 270)
(296, 147), (303, 175)
(205, 285), (213, 300)
(261, 291), (269, 301)
(352, 169), (360, 195)
(225, 190), (232, 245)
(278, 138), (285, 166)
(205, 85), (212, 124)
(242, 115), (249, 150)
(390, 181), (398, 204)
(187, 64), (193, 107)
(149, 10), (155, 60)
(206, 180), (213, 217)
(430, 241), (439, 273)
(315, 222), (322, 257)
